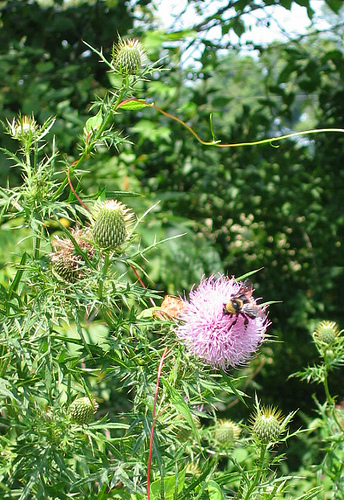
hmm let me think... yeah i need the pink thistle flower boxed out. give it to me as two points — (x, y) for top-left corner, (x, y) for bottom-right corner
(175, 275), (269, 370)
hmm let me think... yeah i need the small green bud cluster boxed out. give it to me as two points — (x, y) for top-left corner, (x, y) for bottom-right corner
(112, 37), (145, 76)
(214, 419), (241, 448)
(69, 397), (99, 425)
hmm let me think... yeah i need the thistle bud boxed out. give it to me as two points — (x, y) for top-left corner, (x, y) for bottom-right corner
(50, 228), (94, 282)
(7, 114), (39, 142)
(214, 419), (241, 448)
(92, 200), (135, 250)
(112, 37), (144, 76)
(52, 256), (80, 282)
(313, 320), (339, 346)
(250, 405), (284, 444)
(69, 397), (99, 425)
(175, 416), (200, 443)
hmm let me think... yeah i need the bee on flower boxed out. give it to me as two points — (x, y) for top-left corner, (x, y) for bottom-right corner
(175, 274), (270, 370)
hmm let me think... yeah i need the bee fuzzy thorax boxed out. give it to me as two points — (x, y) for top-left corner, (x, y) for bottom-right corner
(224, 278), (265, 321)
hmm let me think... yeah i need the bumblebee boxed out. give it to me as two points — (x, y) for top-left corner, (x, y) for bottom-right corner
(224, 279), (264, 326)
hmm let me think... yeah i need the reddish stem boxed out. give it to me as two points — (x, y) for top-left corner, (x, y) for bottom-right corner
(67, 168), (92, 214)
(130, 264), (156, 307)
(147, 346), (169, 500)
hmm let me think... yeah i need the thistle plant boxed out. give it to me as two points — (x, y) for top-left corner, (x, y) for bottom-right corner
(1, 37), (262, 499)
(1, 31), (343, 500)
(292, 320), (344, 497)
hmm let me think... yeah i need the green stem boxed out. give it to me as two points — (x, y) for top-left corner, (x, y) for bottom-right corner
(33, 233), (41, 261)
(322, 367), (332, 405)
(54, 83), (128, 200)
(243, 444), (267, 500)
(322, 359), (344, 432)
(98, 252), (110, 301)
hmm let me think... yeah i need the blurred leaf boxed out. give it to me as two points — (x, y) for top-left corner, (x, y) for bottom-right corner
(207, 480), (225, 500)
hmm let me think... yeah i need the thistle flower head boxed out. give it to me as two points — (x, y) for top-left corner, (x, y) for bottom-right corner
(112, 37), (145, 75)
(69, 396), (99, 425)
(7, 114), (39, 142)
(175, 275), (269, 370)
(313, 320), (339, 346)
(214, 419), (241, 448)
(50, 228), (94, 282)
(250, 403), (284, 444)
(173, 414), (200, 443)
(6, 114), (54, 147)
(91, 200), (135, 250)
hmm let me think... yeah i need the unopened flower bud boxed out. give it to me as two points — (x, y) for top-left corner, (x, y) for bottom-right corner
(69, 397), (99, 424)
(251, 404), (284, 444)
(50, 228), (94, 282)
(313, 320), (339, 346)
(112, 37), (144, 76)
(214, 419), (241, 447)
(7, 114), (39, 142)
(173, 414), (200, 443)
(92, 200), (135, 250)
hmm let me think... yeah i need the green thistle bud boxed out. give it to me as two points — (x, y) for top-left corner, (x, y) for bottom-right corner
(313, 320), (339, 346)
(92, 200), (135, 250)
(52, 255), (80, 282)
(214, 419), (241, 447)
(250, 404), (284, 444)
(186, 462), (200, 476)
(7, 114), (39, 142)
(69, 397), (99, 425)
(112, 37), (144, 75)
(174, 414), (200, 443)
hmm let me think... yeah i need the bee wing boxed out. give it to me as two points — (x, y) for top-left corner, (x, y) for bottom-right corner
(238, 278), (254, 297)
(242, 303), (266, 319)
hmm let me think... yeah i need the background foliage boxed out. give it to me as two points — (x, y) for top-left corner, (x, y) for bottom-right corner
(1, 0), (344, 497)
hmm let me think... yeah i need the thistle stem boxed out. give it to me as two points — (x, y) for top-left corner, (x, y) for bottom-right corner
(322, 368), (332, 405)
(243, 444), (267, 500)
(147, 347), (169, 500)
(98, 252), (110, 301)
(54, 84), (127, 199)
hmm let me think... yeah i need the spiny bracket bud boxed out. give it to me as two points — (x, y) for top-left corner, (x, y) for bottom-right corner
(313, 320), (339, 346)
(91, 200), (135, 251)
(69, 397), (99, 425)
(112, 37), (145, 76)
(250, 400), (286, 445)
(7, 114), (39, 142)
(214, 419), (241, 448)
